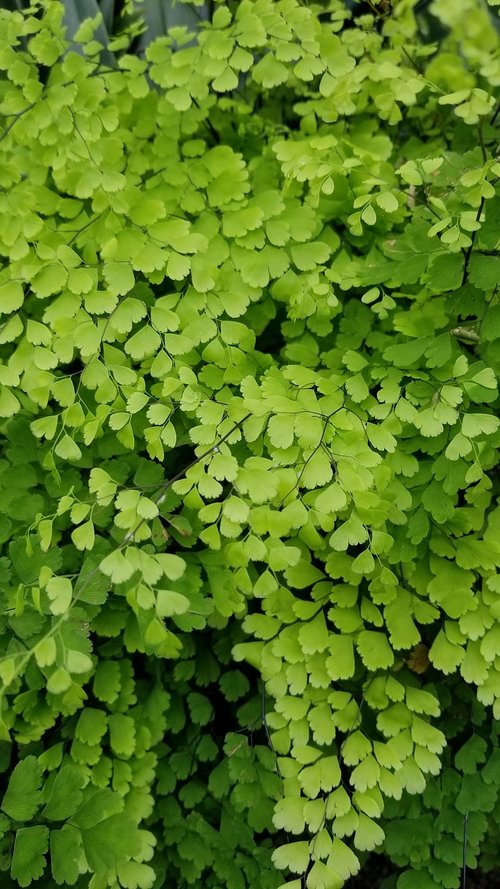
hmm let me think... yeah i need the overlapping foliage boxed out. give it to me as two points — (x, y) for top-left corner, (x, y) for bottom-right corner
(0, 0), (499, 887)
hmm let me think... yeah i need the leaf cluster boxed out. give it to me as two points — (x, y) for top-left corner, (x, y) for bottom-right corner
(0, 1), (499, 888)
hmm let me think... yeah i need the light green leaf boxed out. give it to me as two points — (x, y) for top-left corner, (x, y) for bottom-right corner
(327, 838), (361, 880)
(272, 842), (309, 874)
(46, 577), (73, 615)
(353, 813), (385, 852)
(0, 280), (24, 313)
(461, 413), (499, 438)
(100, 551), (135, 584)
(356, 632), (394, 670)
(71, 521), (95, 551)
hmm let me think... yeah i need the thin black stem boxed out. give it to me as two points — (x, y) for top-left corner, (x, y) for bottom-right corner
(191, 97), (220, 144)
(0, 412), (251, 681)
(461, 196), (485, 287)
(462, 811), (469, 889)
(478, 121), (487, 164)
(123, 412), (252, 543)
(0, 103), (36, 143)
(402, 46), (422, 75)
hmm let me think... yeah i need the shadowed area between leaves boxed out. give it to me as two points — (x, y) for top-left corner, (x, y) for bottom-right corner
(346, 855), (500, 889)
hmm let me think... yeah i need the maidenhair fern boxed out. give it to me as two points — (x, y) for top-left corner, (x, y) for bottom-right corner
(0, 1), (499, 888)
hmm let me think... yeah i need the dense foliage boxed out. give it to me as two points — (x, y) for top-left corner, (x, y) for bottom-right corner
(0, 0), (499, 887)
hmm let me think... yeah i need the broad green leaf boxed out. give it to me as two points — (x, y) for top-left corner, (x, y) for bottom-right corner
(0, 280), (24, 314)
(354, 813), (385, 851)
(43, 766), (84, 821)
(2, 757), (43, 821)
(46, 577), (73, 615)
(272, 842), (309, 874)
(50, 825), (82, 885)
(429, 630), (464, 674)
(11, 826), (49, 887)
(81, 814), (142, 872)
(273, 797), (306, 834)
(327, 838), (361, 880)
(356, 632), (394, 670)
(326, 636), (355, 680)
(71, 520), (95, 551)
(100, 551), (135, 584)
